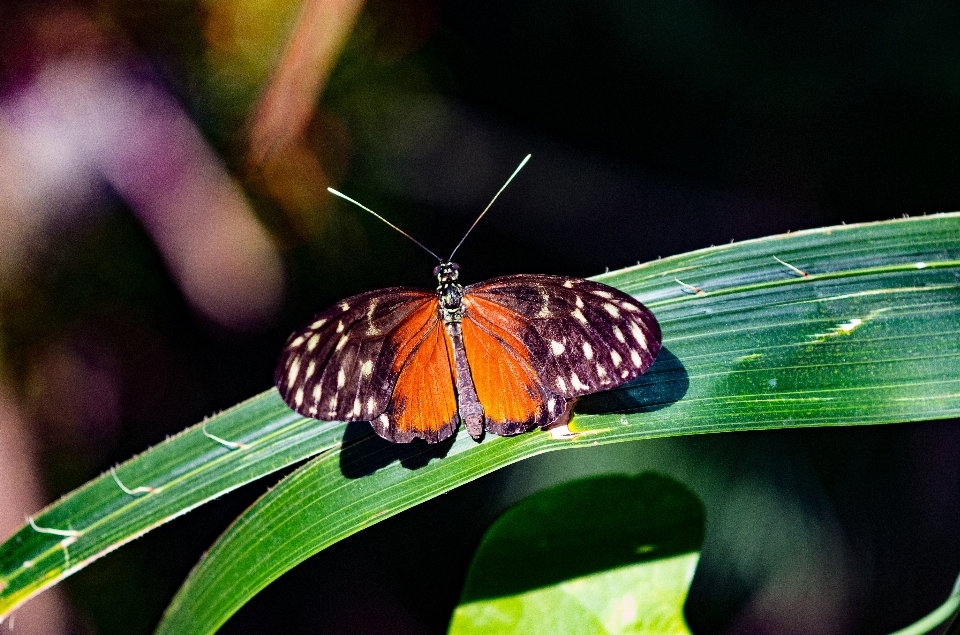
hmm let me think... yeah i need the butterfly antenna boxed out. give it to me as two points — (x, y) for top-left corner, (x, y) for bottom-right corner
(448, 154), (531, 261)
(327, 188), (442, 262)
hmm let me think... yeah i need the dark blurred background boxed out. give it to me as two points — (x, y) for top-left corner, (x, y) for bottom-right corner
(1, 0), (959, 633)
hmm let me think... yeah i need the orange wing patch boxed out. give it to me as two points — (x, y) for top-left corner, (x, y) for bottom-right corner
(462, 296), (558, 435)
(372, 309), (460, 443)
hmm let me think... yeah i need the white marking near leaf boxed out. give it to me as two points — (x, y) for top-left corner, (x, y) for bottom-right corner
(613, 326), (625, 343)
(603, 303), (620, 318)
(621, 302), (640, 312)
(304, 361), (316, 380)
(575, 295), (584, 308)
(571, 308), (588, 324)
(548, 398), (556, 412)
(630, 322), (648, 351)
(312, 383), (322, 401)
(287, 358), (301, 387)
(592, 290), (613, 299)
(295, 388), (304, 407)
(631, 350), (642, 367)
(582, 341), (593, 359)
(611, 350), (622, 367)
(596, 364), (607, 377)
(556, 376), (567, 391)
(571, 373), (589, 391)
(551, 340), (565, 355)
(337, 369), (346, 388)
(353, 398), (362, 416)
(367, 397), (376, 415)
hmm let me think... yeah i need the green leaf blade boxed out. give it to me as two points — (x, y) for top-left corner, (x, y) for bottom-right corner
(0, 391), (339, 618)
(156, 214), (960, 634)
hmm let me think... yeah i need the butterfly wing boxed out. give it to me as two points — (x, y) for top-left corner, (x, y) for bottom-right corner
(276, 287), (458, 442)
(463, 274), (661, 432)
(371, 315), (460, 443)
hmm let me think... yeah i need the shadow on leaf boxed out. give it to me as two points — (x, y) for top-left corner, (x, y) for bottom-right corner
(339, 422), (457, 478)
(575, 345), (688, 415)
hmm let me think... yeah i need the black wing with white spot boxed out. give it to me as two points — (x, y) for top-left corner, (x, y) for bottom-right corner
(275, 287), (435, 421)
(464, 275), (661, 400)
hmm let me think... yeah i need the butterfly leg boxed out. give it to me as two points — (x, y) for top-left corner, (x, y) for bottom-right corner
(444, 322), (485, 439)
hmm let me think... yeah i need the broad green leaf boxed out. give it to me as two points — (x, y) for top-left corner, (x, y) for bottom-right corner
(156, 214), (960, 634)
(0, 392), (343, 619)
(448, 473), (702, 635)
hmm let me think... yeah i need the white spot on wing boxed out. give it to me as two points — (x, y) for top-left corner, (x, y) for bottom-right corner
(295, 388), (304, 407)
(596, 363), (607, 377)
(556, 376), (567, 392)
(630, 322), (649, 351)
(336, 321), (345, 333)
(621, 302), (640, 312)
(312, 383), (322, 401)
(551, 340), (565, 355)
(287, 358), (301, 387)
(570, 372), (589, 391)
(631, 350), (642, 367)
(621, 370), (629, 378)
(611, 350), (622, 367)
(571, 308), (588, 324)
(582, 342), (593, 359)
(310, 318), (327, 329)
(290, 335), (305, 347)
(603, 303), (620, 318)
(592, 290), (613, 299)
(340, 302), (350, 311)
(329, 395), (338, 409)
(367, 397), (376, 415)
(536, 290), (552, 318)
(353, 398), (361, 416)
(563, 280), (574, 288)
(361, 360), (373, 377)
(307, 334), (320, 351)
(548, 397), (556, 412)
(613, 326), (626, 343)
(575, 295), (584, 308)
(304, 361), (316, 380)
(337, 369), (346, 388)
(335, 335), (348, 351)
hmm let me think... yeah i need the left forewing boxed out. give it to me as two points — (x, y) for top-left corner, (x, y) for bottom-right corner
(275, 287), (434, 421)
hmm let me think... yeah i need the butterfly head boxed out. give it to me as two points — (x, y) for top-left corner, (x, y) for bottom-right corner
(433, 261), (460, 283)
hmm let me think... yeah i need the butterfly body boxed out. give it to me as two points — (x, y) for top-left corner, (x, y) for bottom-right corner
(276, 263), (661, 444)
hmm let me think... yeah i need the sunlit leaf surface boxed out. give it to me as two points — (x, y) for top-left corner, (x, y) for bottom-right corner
(0, 214), (957, 631)
(448, 473), (701, 635)
(156, 214), (960, 634)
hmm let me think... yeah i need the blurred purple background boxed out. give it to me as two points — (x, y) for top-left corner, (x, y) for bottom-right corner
(1, 1), (959, 633)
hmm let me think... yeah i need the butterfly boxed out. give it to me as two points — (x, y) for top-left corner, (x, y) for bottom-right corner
(275, 156), (662, 443)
